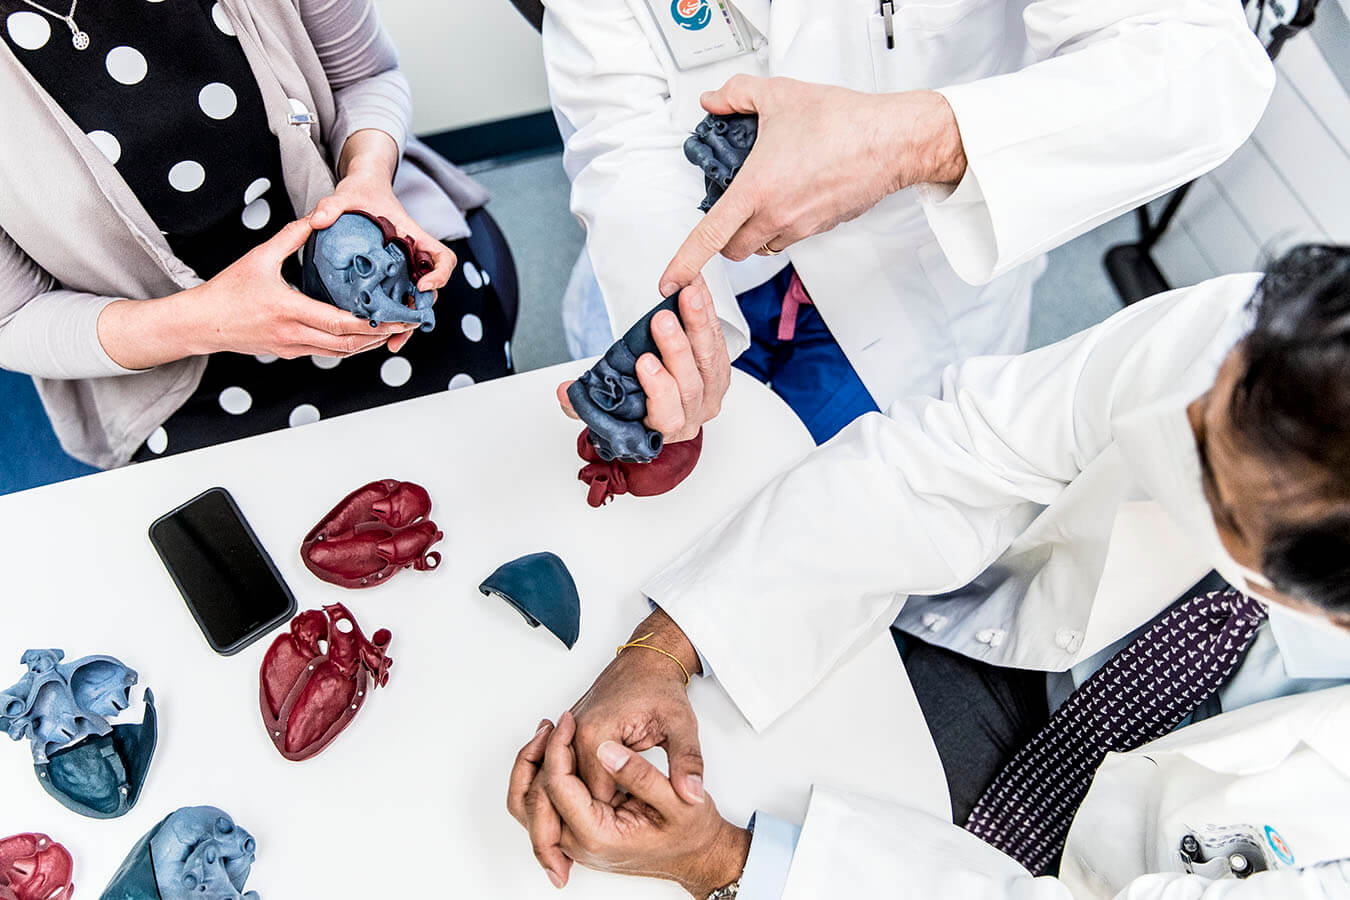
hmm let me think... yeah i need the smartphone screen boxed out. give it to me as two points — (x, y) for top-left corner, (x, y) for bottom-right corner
(149, 488), (297, 655)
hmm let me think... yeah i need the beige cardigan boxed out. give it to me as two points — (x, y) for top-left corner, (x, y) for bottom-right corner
(0, 0), (488, 469)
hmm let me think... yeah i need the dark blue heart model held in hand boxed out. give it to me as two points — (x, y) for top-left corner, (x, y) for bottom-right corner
(301, 211), (437, 331)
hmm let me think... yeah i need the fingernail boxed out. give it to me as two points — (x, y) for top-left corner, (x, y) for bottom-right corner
(597, 741), (629, 773)
(687, 291), (705, 311)
(536, 720), (551, 735)
(639, 356), (661, 376)
(655, 313), (676, 333)
(660, 282), (678, 297)
(686, 774), (705, 802)
(547, 870), (563, 889)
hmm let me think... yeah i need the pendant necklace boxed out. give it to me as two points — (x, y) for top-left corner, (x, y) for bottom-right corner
(21, 0), (90, 50)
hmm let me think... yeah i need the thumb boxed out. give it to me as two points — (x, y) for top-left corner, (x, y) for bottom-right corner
(700, 74), (763, 116)
(596, 741), (680, 816)
(665, 725), (706, 805)
(263, 218), (315, 267)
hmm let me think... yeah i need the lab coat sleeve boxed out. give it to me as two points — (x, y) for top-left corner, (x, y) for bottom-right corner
(540, 0), (749, 354)
(778, 787), (1350, 900)
(644, 272), (1261, 732)
(921, 0), (1275, 285)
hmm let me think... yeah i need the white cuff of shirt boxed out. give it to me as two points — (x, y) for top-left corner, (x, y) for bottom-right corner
(738, 812), (802, 900)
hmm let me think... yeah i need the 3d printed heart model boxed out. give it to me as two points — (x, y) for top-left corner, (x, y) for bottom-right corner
(567, 295), (682, 464)
(100, 806), (259, 900)
(260, 604), (392, 761)
(479, 552), (581, 650)
(0, 833), (74, 900)
(301, 479), (443, 589)
(0, 650), (157, 819)
(577, 427), (703, 507)
(301, 211), (437, 331)
(684, 113), (758, 212)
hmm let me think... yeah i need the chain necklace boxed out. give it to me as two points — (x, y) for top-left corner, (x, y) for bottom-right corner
(20, 0), (89, 50)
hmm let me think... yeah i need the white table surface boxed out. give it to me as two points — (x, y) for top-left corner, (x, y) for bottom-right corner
(0, 364), (947, 898)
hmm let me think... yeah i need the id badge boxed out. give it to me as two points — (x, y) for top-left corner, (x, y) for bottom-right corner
(642, 0), (757, 70)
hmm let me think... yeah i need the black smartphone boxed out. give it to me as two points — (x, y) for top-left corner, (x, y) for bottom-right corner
(148, 487), (297, 656)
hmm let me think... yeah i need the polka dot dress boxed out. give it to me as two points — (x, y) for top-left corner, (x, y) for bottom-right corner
(3, 0), (514, 461)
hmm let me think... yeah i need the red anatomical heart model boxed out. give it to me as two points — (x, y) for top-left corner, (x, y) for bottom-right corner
(0, 833), (73, 900)
(259, 604), (392, 761)
(301, 479), (443, 588)
(577, 428), (704, 507)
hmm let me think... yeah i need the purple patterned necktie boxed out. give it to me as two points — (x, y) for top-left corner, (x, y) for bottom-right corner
(964, 588), (1268, 875)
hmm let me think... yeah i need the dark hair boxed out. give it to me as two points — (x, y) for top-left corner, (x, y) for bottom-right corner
(1229, 244), (1350, 612)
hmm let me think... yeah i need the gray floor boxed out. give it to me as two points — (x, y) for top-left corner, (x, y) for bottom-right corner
(474, 151), (1135, 371)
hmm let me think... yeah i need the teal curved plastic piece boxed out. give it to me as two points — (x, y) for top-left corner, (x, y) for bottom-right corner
(36, 689), (157, 819)
(479, 552), (581, 649)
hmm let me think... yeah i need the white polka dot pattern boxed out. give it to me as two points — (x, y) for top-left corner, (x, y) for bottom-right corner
(218, 386), (252, 415)
(254, 354), (279, 364)
(288, 404), (321, 427)
(211, 3), (236, 36)
(6, 12), (51, 50)
(310, 355), (341, 370)
(460, 313), (483, 342)
(198, 82), (237, 120)
(462, 261), (483, 290)
(380, 357), (412, 388)
(105, 46), (148, 85)
(87, 131), (121, 164)
(146, 427), (168, 455)
(244, 178), (271, 205)
(241, 198), (270, 231)
(448, 373), (474, 390)
(168, 160), (206, 193)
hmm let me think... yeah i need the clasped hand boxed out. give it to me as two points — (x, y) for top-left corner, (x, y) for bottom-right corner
(507, 610), (750, 896)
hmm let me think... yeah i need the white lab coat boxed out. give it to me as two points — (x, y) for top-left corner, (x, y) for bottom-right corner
(782, 687), (1350, 898)
(643, 271), (1350, 896)
(541, 0), (1274, 406)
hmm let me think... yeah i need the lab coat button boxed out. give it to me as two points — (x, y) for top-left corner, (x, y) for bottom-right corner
(976, 628), (1003, 646)
(921, 612), (948, 632)
(1055, 628), (1083, 653)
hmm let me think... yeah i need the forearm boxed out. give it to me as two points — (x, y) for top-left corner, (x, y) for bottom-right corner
(96, 290), (209, 370)
(679, 821), (751, 898)
(629, 607), (704, 678)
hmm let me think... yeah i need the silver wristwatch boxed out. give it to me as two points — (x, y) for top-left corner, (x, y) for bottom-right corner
(706, 881), (740, 900)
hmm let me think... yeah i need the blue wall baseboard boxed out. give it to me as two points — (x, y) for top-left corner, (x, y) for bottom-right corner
(0, 369), (97, 495)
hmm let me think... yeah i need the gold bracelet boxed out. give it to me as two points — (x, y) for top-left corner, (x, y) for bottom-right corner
(616, 632), (691, 685)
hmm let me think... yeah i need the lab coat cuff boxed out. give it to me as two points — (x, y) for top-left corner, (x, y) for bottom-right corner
(916, 95), (999, 287)
(739, 812), (802, 900)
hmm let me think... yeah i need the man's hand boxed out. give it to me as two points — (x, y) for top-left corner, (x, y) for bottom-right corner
(507, 608), (706, 886)
(659, 76), (967, 295)
(510, 713), (750, 896)
(557, 278), (731, 443)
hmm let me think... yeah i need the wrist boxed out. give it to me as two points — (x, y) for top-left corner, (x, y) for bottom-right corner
(337, 129), (399, 183)
(680, 822), (750, 898)
(97, 291), (201, 369)
(631, 608), (703, 679)
(881, 90), (967, 189)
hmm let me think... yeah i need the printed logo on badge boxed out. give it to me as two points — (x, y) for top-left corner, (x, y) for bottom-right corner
(1264, 826), (1295, 865)
(670, 0), (712, 30)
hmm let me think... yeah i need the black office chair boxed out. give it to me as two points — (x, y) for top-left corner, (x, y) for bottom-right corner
(1104, 0), (1322, 305)
(508, 0), (544, 32)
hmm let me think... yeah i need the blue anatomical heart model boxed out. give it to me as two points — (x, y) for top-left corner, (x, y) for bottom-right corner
(0, 649), (157, 818)
(480, 552), (581, 649)
(301, 211), (437, 331)
(567, 294), (681, 463)
(101, 806), (260, 900)
(684, 113), (758, 212)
